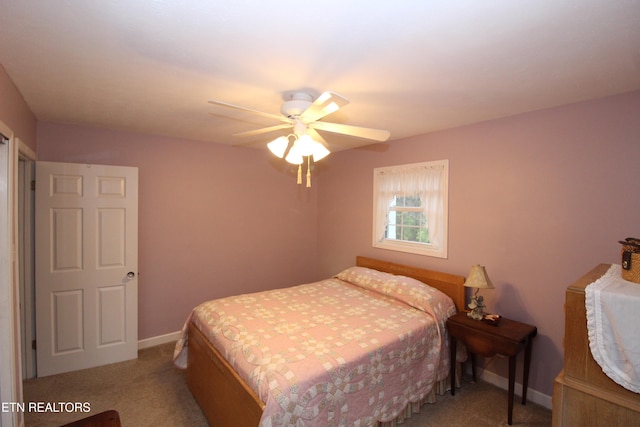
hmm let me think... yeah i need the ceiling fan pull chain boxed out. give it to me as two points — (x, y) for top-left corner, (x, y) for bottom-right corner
(297, 164), (302, 185)
(306, 156), (311, 188)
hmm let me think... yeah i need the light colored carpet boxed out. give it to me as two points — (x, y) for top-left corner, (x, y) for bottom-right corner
(23, 343), (551, 426)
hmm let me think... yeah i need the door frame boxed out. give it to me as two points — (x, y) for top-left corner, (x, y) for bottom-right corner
(18, 147), (36, 379)
(0, 120), (25, 427)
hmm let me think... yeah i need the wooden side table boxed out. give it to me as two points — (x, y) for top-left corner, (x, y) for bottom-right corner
(447, 311), (537, 425)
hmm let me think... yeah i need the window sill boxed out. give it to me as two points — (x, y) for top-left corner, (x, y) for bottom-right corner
(373, 239), (447, 258)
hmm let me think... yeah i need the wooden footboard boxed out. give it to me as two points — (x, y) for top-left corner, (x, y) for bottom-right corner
(187, 322), (264, 426)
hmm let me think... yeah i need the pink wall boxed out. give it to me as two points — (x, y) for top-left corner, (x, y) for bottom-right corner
(0, 65), (37, 150)
(316, 90), (640, 396)
(37, 123), (319, 339)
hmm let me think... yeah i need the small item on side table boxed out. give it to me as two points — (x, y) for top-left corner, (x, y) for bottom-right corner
(482, 313), (501, 326)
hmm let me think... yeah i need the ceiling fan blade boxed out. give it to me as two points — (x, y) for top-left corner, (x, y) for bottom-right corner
(310, 121), (390, 142)
(233, 123), (293, 138)
(208, 100), (290, 123)
(299, 92), (349, 123)
(306, 128), (329, 148)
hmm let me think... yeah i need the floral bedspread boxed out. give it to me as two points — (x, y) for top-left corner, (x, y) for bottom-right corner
(174, 266), (456, 426)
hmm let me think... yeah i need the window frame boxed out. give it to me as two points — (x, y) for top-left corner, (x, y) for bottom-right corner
(387, 197), (429, 243)
(372, 160), (449, 258)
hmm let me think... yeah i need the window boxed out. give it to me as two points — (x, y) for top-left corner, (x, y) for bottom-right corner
(372, 160), (448, 258)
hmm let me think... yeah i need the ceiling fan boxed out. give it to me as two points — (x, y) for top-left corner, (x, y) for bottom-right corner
(208, 91), (390, 186)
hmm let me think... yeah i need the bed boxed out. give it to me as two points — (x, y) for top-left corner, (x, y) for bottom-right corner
(174, 256), (466, 426)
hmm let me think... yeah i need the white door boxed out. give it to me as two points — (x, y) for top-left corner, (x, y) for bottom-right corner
(35, 161), (138, 377)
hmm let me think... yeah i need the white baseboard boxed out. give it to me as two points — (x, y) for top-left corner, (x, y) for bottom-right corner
(138, 331), (181, 350)
(472, 366), (552, 409)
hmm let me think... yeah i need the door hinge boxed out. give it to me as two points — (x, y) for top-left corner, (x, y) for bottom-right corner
(32, 339), (37, 350)
(31, 180), (36, 191)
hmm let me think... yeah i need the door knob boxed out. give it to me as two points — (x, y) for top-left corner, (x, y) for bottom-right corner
(127, 272), (136, 279)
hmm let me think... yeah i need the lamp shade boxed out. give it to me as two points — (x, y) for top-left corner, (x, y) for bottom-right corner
(464, 265), (494, 289)
(295, 134), (316, 156)
(267, 136), (289, 158)
(285, 141), (303, 164)
(311, 143), (330, 161)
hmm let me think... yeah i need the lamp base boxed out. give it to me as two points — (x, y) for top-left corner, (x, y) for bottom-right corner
(467, 307), (485, 320)
(467, 294), (486, 320)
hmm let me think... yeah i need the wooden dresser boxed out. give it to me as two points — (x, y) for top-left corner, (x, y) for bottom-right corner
(552, 264), (640, 426)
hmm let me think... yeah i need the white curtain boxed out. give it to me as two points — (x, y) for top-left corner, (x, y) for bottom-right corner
(374, 162), (446, 250)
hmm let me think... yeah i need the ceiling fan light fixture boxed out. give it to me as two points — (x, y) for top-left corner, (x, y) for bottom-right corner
(209, 90), (388, 188)
(285, 142), (304, 165)
(295, 134), (317, 156)
(270, 132), (328, 165)
(267, 136), (289, 158)
(311, 143), (330, 162)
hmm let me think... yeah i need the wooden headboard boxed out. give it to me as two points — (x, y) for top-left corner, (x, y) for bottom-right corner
(356, 256), (466, 312)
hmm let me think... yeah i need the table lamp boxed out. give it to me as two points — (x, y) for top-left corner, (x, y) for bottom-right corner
(464, 265), (494, 320)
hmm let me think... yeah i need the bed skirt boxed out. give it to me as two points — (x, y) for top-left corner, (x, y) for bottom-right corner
(377, 364), (462, 427)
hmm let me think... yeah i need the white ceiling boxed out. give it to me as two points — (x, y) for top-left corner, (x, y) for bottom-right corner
(1, 1), (639, 152)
